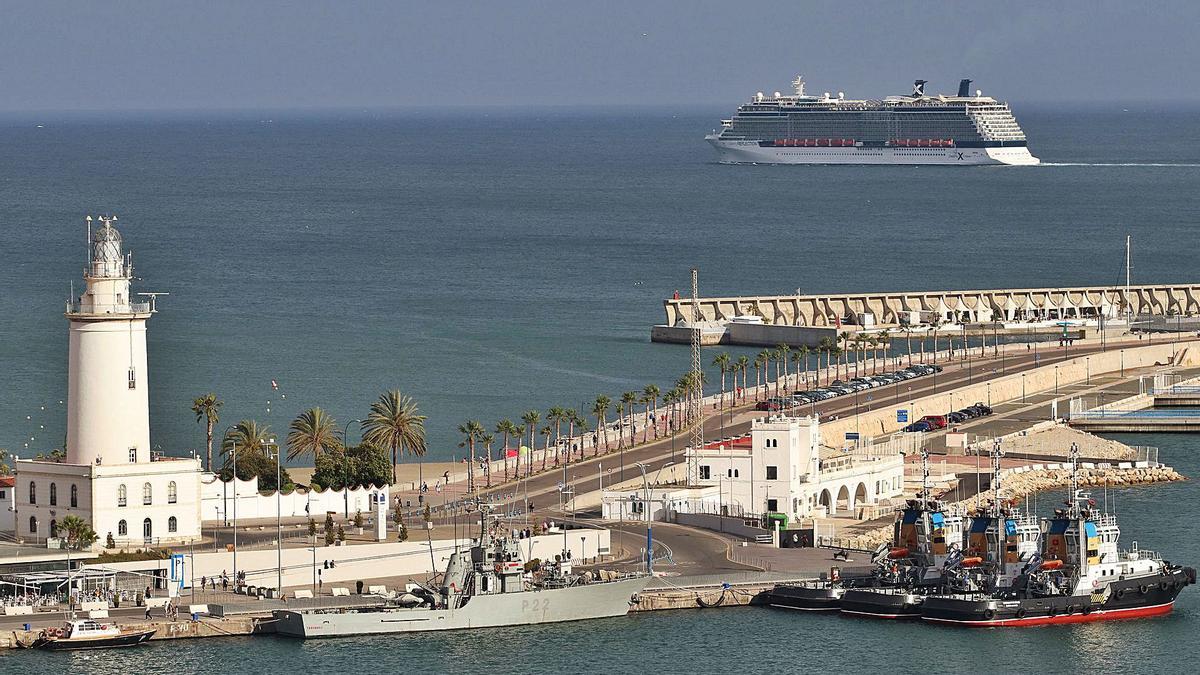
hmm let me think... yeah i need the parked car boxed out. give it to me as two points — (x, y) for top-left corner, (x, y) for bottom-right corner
(920, 415), (948, 429)
(755, 400), (782, 411)
(946, 411), (968, 424)
(970, 402), (993, 415)
(903, 421), (933, 432)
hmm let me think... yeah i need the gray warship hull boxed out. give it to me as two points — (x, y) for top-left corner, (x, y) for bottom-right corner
(273, 575), (652, 638)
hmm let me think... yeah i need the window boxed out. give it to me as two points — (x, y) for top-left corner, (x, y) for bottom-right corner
(49, 520), (58, 538)
(766, 466), (778, 480)
(168, 481), (177, 504)
(142, 482), (152, 505)
(767, 499), (778, 512)
(168, 516), (178, 533)
(70, 484), (78, 508)
(129, 448), (137, 463)
(118, 519), (127, 536)
(118, 484), (127, 507)
(128, 367), (136, 389)
(29, 516), (37, 534)
(49, 482), (57, 506)
(143, 518), (152, 540)
(0, 489), (5, 499)
(28, 481), (36, 505)
(699, 465), (711, 480)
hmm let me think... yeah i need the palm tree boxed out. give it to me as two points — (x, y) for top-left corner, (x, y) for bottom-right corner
(620, 391), (640, 447)
(481, 432), (495, 487)
(817, 337), (834, 385)
(879, 329), (892, 372)
(495, 419), (516, 481)
(60, 513), (97, 550)
(514, 424), (527, 470)
(712, 353), (731, 410)
(735, 354), (750, 401)
(361, 390), (428, 486)
(831, 346), (844, 381)
(838, 331), (852, 379)
(643, 384), (660, 441)
(564, 410), (580, 460)
(752, 354), (764, 401)
(547, 406), (567, 466)
(614, 401), (626, 449)
(570, 411), (589, 460)
(795, 345), (810, 388)
(776, 344), (791, 391)
(457, 420), (484, 492)
(191, 393), (223, 472)
(521, 410), (540, 476)
(592, 396), (610, 456)
(539, 425), (553, 470)
(286, 407), (341, 462)
(661, 389), (677, 433)
(222, 419), (272, 457)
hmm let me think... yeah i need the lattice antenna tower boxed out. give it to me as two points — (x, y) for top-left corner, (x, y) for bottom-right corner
(688, 268), (705, 485)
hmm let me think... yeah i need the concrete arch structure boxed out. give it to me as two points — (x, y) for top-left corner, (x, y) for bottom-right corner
(663, 283), (1200, 328)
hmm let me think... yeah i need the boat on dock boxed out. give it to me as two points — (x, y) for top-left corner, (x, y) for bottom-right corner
(20, 618), (156, 650)
(769, 451), (966, 613)
(273, 503), (652, 638)
(922, 443), (1196, 626)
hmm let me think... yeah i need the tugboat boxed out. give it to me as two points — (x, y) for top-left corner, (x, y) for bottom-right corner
(841, 443), (1037, 619)
(23, 618), (156, 650)
(783, 450), (963, 617)
(923, 443), (1196, 626)
(273, 502), (652, 637)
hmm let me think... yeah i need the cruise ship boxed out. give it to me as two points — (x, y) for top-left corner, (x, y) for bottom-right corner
(706, 76), (1038, 165)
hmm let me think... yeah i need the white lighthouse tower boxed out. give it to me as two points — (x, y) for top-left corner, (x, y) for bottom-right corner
(15, 216), (201, 550)
(65, 216), (152, 466)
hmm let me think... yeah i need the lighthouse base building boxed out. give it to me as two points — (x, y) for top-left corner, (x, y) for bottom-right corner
(14, 217), (201, 550)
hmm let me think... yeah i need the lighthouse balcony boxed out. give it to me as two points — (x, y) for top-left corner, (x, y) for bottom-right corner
(66, 300), (152, 316)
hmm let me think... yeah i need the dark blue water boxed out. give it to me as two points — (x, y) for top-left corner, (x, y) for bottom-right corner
(2, 105), (1200, 461)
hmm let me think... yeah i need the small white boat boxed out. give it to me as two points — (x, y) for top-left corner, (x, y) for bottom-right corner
(23, 618), (156, 650)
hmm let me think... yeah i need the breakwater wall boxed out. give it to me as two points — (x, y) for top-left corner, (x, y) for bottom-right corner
(662, 284), (1200, 328)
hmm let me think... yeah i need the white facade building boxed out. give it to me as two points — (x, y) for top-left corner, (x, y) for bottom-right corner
(613, 415), (906, 524)
(13, 217), (202, 549)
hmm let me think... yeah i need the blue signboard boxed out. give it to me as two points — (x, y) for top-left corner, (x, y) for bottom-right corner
(845, 432), (859, 441)
(897, 409), (909, 423)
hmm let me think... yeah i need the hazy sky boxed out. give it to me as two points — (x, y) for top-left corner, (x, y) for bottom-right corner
(2, 0), (1196, 111)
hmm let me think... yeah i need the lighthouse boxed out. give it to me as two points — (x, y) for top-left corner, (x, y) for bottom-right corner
(15, 216), (201, 550)
(65, 216), (152, 466)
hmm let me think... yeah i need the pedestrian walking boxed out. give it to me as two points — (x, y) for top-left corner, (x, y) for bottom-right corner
(145, 605), (152, 620)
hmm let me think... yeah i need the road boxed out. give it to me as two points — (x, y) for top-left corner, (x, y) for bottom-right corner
(463, 337), (1154, 517)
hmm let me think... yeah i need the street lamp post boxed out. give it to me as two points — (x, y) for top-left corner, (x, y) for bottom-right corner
(270, 438), (281, 595)
(634, 462), (653, 575)
(342, 419), (363, 518)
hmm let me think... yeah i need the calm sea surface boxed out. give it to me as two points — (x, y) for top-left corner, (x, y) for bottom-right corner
(1, 105), (1199, 671)
(2, 104), (1199, 461)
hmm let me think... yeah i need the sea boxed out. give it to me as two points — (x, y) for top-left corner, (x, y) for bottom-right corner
(1, 104), (1199, 672)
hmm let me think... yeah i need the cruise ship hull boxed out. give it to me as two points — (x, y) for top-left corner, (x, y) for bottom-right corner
(272, 576), (651, 638)
(706, 137), (1039, 166)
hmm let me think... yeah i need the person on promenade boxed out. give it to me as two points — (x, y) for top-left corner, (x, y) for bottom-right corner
(144, 604), (152, 620)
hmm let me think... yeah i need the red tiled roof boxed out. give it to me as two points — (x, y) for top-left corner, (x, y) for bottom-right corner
(0, 476), (15, 488)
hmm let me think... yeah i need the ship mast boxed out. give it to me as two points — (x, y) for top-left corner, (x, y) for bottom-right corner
(991, 439), (1004, 587)
(920, 447), (930, 504)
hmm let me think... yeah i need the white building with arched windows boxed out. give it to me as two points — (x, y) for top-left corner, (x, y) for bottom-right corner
(13, 217), (201, 549)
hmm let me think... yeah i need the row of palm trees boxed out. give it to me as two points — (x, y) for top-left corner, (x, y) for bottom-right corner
(462, 373), (707, 491)
(194, 390), (428, 486)
(704, 331), (905, 406)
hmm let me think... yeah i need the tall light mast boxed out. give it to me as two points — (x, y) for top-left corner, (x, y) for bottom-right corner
(687, 268), (705, 485)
